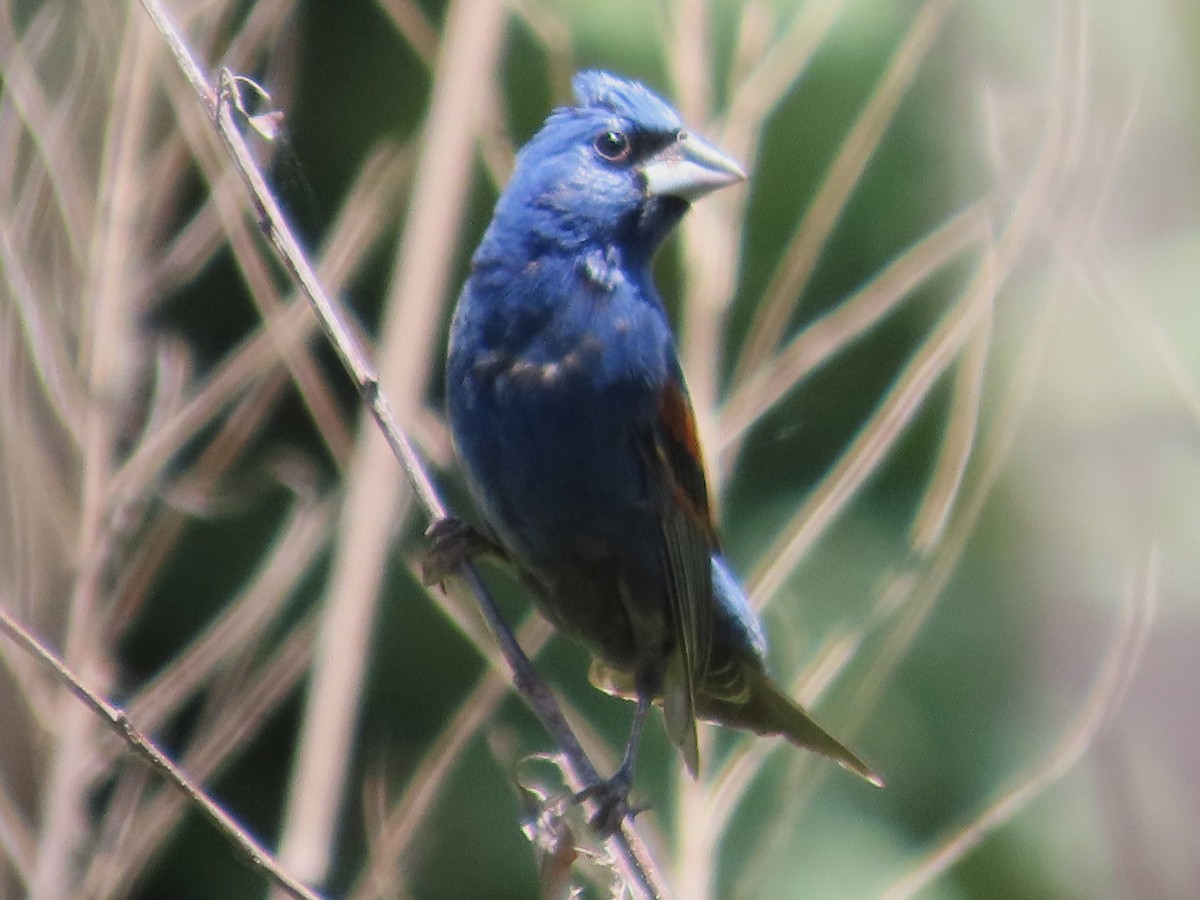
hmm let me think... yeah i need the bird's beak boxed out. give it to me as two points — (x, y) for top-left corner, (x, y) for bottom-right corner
(641, 131), (746, 202)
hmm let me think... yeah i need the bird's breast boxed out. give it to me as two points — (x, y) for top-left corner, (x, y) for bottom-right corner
(473, 333), (604, 394)
(461, 279), (664, 399)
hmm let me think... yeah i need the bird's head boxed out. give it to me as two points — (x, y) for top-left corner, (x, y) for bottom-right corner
(488, 70), (745, 264)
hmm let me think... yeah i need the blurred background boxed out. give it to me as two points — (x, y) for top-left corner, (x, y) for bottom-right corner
(1, 0), (1197, 897)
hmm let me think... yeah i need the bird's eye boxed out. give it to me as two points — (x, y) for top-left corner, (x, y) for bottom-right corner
(594, 130), (631, 162)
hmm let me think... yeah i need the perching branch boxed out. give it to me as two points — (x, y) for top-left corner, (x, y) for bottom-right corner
(134, 1), (668, 896)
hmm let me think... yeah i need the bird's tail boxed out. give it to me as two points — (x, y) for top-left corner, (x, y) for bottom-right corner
(590, 653), (884, 786)
(700, 666), (885, 787)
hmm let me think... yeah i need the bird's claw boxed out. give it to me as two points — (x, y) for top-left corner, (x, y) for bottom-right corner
(422, 517), (500, 585)
(572, 768), (647, 837)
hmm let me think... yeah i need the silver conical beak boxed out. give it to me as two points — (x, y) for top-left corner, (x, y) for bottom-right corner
(641, 130), (746, 201)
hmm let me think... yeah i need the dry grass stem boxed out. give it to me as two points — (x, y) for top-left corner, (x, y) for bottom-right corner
(108, 367), (291, 637)
(1080, 258), (1200, 428)
(747, 0), (1084, 610)
(717, 198), (993, 458)
(732, 0), (957, 383)
(909, 287), (993, 552)
(746, 282), (991, 608)
(845, 275), (1065, 737)
(880, 549), (1158, 900)
(0, 603), (322, 900)
(727, 0), (850, 138)
(276, 1), (510, 884)
(374, 0), (439, 65)
(350, 613), (554, 900)
(0, 0), (1169, 895)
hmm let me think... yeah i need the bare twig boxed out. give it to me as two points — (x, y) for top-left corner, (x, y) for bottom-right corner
(732, 0), (957, 384)
(909, 283), (993, 553)
(135, 1), (668, 896)
(83, 612), (320, 898)
(350, 613), (553, 900)
(880, 548), (1157, 900)
(0, 603), (323, 900)
(716, 198), (992, 457)
(276, 0), (509, 885)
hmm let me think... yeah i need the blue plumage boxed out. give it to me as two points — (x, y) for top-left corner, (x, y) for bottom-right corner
(443, 71), (879, 812)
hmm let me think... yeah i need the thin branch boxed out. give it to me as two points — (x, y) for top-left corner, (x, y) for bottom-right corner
(716, 197), (992, 456)
(880, 548), (1158, 900)
(276, 0), (510, 885)
(350, 613), (554, 900)
(135, 2), (668, 896)
(82, 612), (319, 898)
(154, 58), (355, 470)
(210, 68), (444, 511)
(909, 287), (993, 553)
(0, 603), (322, 900)
(747, 0), (1075, 608)
(111, 141), (409, 531)
(732, 0), (957, 384)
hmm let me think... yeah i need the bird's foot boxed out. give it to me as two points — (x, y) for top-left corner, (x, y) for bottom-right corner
(572, 766), (648, 837)
(422, 517), (503, 585)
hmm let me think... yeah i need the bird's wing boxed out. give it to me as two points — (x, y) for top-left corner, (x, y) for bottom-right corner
(638, 374), (717, 776)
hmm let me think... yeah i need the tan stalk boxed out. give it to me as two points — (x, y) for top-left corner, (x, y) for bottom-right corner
(274, 1), (509, 887)
(732, 0), (956, 385)
(881, 550), (1157, 899)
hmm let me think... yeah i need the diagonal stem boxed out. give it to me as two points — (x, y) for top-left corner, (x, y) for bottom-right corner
(135, 1), (668, 896)
(0, 604), (323, 900)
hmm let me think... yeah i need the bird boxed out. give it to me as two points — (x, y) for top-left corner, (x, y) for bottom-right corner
(434, 70), (881, 828)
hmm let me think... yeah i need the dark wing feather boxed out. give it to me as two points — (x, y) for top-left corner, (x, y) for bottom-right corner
(639, 375), (717, 775)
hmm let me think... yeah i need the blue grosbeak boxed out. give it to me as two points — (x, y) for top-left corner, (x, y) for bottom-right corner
(438, 71), (880, 815)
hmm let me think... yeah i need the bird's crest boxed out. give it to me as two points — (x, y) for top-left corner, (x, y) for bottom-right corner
(571, 70), (682, 135)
